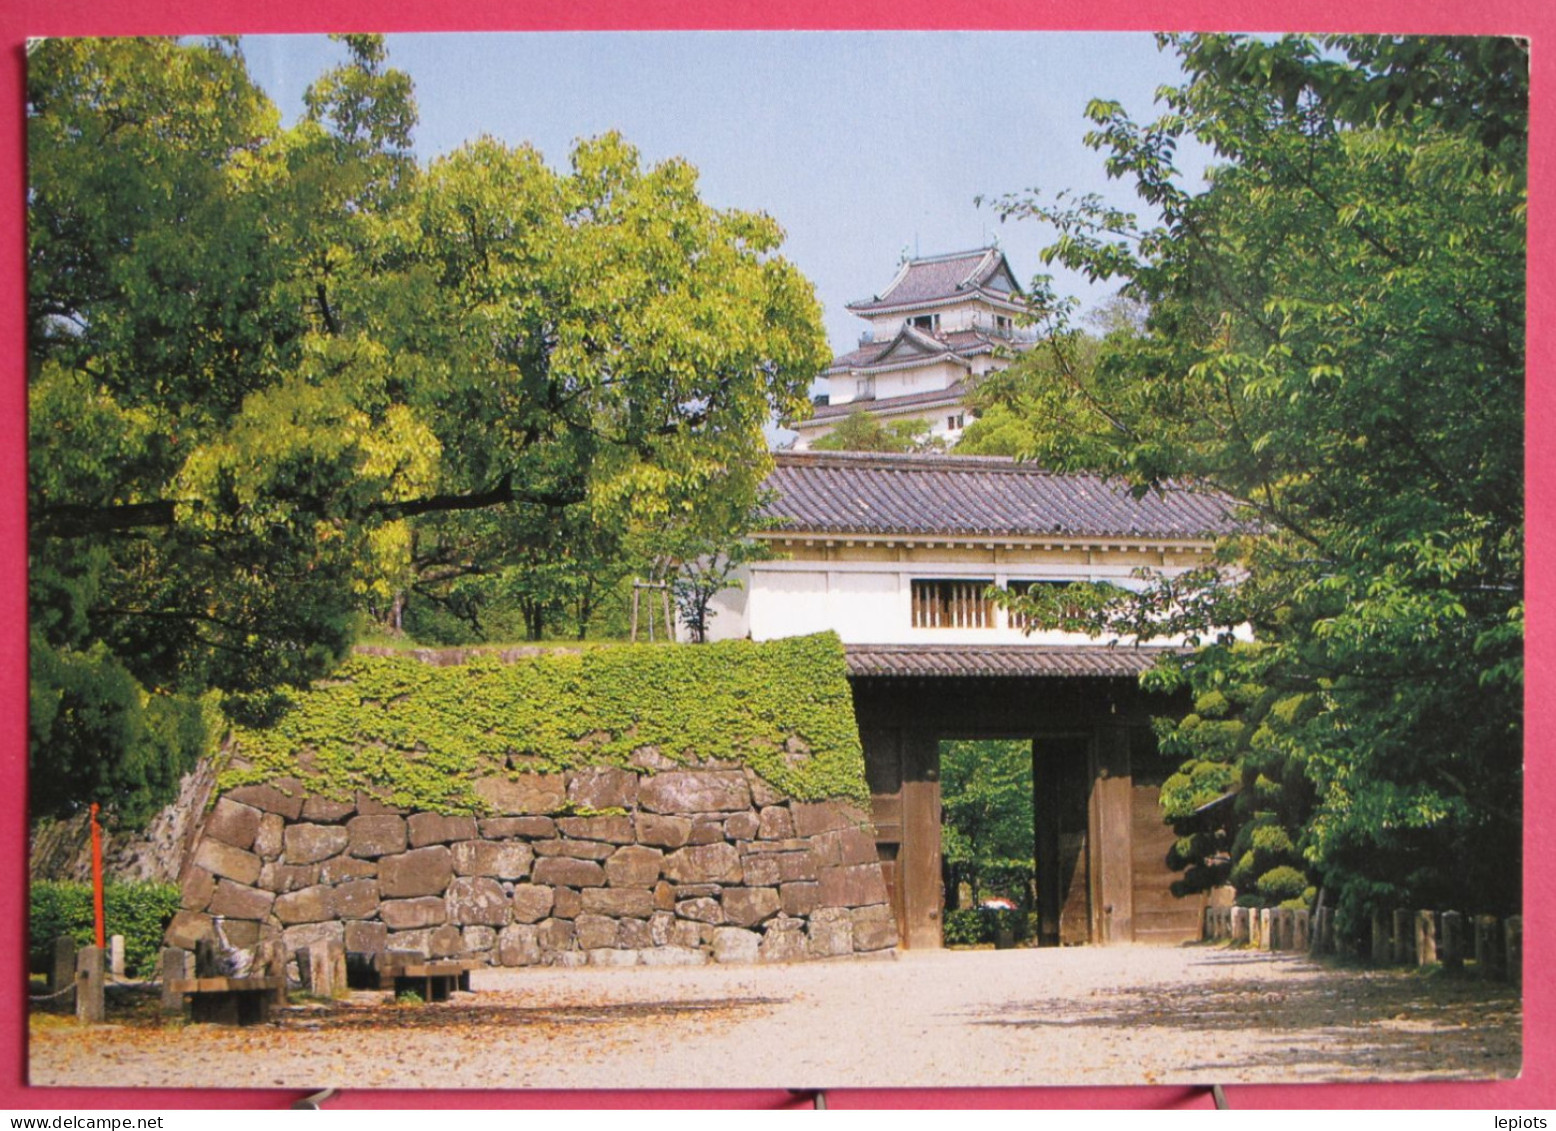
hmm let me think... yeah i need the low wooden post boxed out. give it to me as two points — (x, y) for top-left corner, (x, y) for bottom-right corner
(75, 946), (105, 1024)
(259, 940), (289, 1009)
(1260, 908), (1274, 950)
(1371, 909), (1390, 965)
(1506, 916), (1522, 988)
(1440, 911), (1464, 971)
(1293, 909), (1310, 952)
(1392, 909), (1417, 965)
(307, 941), (347, 998)
(109, 934), (126, 979)
(160, 948), (192, 1013)
(51, 937), (77, 1009)
(1475, 916), (1504, 979)
(1415, 911), (1438, 966)
(1231, 906), (1249, 944)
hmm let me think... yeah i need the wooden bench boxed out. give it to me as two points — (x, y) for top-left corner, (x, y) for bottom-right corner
(166, 975), (285, 1025)
(376, 959), (479, 1002)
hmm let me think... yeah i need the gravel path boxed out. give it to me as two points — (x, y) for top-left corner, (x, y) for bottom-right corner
(30, 945), (1520, 1090)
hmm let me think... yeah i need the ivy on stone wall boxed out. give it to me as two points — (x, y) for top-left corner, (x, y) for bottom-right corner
(221, 633), (867, 811)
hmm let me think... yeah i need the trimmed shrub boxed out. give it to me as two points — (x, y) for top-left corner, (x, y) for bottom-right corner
(30, 881), (181, 979)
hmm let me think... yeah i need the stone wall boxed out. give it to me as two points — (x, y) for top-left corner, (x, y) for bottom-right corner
(167, 762), (898, 970)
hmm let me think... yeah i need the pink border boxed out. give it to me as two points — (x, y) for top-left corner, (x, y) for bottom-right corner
(2, 0), (1549, 1110)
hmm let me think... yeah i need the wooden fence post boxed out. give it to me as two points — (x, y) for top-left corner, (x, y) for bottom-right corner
(160, 948), (191, 1013)
(51, 937), (77, 1010)
(1293, 909), (1310, 952)
(75, 946), (105, 1024)
(109, 935), (126, 979)
(1440, 911), (1464, 971)
(1231, 906), (1249, 944)
(1475, 916), (1504, 979)
(1371, 909), (1390, 965)
(1415, 911), (1438, 966)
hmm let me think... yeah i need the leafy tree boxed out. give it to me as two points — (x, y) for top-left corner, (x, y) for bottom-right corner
(809, 410), (944, 453)
(993, 35), (1524, 929)
(28, 37), (828, 823)
(940, 740), (1035, 908)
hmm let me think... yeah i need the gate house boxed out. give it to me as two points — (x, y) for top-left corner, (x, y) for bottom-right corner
(704, 451), (1244, 947)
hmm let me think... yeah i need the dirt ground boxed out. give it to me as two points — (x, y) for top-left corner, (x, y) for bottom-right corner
(29, 944), (1521, 1091)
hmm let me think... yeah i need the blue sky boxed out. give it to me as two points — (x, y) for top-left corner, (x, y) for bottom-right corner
(243, 32), (1213, 356)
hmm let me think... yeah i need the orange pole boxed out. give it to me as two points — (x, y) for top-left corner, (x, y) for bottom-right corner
(89, 802), (105, 949)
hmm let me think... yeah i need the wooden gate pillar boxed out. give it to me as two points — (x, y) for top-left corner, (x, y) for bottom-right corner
(1089, 723), (1134, 945)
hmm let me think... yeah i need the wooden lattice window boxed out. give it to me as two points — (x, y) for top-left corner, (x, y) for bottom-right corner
(911, 579), (995, 629)
(1006, 580), (1086, 631)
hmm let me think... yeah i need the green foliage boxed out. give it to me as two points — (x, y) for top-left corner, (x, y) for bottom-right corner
(943, 907), (1029, 947)
(810, 411), (944, 453)
(28, 37), (827, 822)
(987, 35), (1524, 924)
(940, 740), (1034, 907)
(222, 633), (868, 810)
(29, 881), (181, 979)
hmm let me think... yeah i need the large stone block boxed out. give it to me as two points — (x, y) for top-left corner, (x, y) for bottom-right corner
(758, 806), (795, 840)
(384, 924), (461, 958)
(498, 924), (541, 966)
(675, 897), (724, 924)
(588, 948), (640, 967)
(640, 771), (751, 815)
(447, 876), (510, 927)
(254, 813), (285, 860)
(552, 887), (583, 920)
(225, 780), (306, 821)
(712, 927), (760, 964)
(641, 946), (708, 967)
(407, 813), (480, 848)
(260, 862), (321, 893)
(581, 888), (655, 919)
(510, 884), (555, 924)
(818, 864), (889, 909)
(537, 918), (575, 952)
(330, 880), (380, 920)
(347, 815), (408, 858)
(381, 897), (448, 930)
(378, 846), (453, 898)
(745, 770), (786, 809)
(662, 843), (742, 885)
(781, 882), (821, 918)
(760, 921), (809, 963)
(605, 845), (664, 887)
(284, 823), (350, 865)
(688, 818), (727, 846)
(282, 920), (344, 954)
(636, 814), (693, 849)
(776, 852), (818, 883)
(220, 919), (261, 948)
(791, 801), (867, 838)
(532, 856), (605, 888)
(832, 826), (881, 866)
(567, 767), (639, 811)
(654, 881), (676, 912)
(851, 904), (898, 951)
(300, 795), (357, 823)
(208, 880), (276, 921)
(181, 866), (217, 912)
(473, 773), (565, 815)
(575, 914), (619, 950)
(533, 838), (613, 860)
(480, 816), (556, 840)
(462, 926), (497, 953)
(453, 840), (534, 879)
(557, 815), (635, 844)
(204, 798), (263, 851)
(807, 907), (853, 957)
(193, 839), (262, 887)
(274, 885), (333, 925)
(165, 910), (213, 950)
(345, 920), (387, 956)
(723, 887), (781, 928)
(725, 812), (760, 841)
(616, 918), (651, 949)
(319, 856), (377, 884)
(354, 791), (403, 816)
(740, 854), (781, 887)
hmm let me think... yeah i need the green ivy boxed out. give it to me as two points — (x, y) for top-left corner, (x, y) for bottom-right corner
(30, 880), (181, 979)
(220, 633), (868, 811)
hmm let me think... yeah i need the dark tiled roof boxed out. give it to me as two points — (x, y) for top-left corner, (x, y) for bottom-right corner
(825, 326), (996, 374)
(845, 644), (1182, 679)
(847, 248), (1019, 313)
(806, 381), (970, 423)
(760, 452), (1242, 540)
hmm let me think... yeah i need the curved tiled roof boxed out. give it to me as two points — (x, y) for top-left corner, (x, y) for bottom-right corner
(844, 644), (1182, 679)
(805, 381), (970, 423)
(847, 248), (1020, 314)
(760, 452), (1243, 541)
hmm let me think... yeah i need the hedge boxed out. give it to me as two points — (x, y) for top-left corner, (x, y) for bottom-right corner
(221, 632), (869, 812)
(30, 881), (181, 979)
